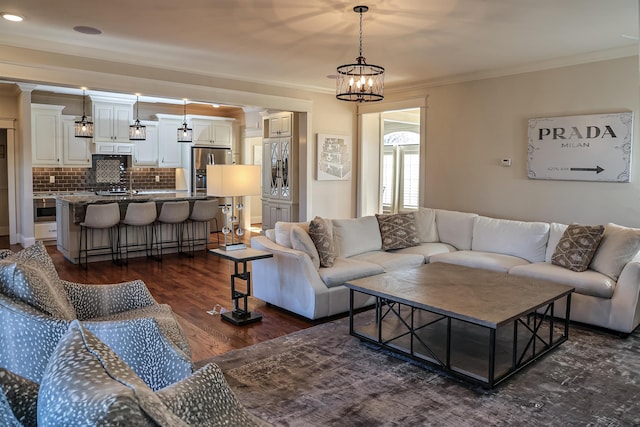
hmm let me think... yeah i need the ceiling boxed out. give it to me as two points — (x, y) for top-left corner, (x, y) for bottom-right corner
(0, 0), (637, 95)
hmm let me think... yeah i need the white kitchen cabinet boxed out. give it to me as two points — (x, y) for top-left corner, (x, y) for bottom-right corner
(61, 116), (91, 167)
(92, 98), (134, 143)
(31, 104), (65, 166)
(94, 142), (134, 155)
(267, 112), (292, 137)
(133, 121), (158, 166)
(191, 118), (232, 147)
(157, 116), (183, 168)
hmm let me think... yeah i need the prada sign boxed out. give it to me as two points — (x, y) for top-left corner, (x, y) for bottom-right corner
(527, 112), (633, 182)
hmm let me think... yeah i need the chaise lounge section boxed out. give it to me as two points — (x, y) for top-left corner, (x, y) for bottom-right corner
(251, 208), (640, 334)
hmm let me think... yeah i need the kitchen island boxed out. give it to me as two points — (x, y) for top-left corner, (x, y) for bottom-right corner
(56, 192), (216, 264)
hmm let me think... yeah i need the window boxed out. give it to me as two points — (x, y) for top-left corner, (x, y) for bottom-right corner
(382, 130), (420, 213)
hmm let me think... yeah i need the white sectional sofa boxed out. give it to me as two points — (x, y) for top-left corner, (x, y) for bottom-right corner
(250, 208), (640, 335)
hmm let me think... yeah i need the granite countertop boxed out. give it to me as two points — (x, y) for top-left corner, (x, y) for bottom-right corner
(56, 191), (209, 206)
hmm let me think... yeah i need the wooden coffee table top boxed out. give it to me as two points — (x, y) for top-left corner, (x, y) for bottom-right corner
(345, 263), (574, 328)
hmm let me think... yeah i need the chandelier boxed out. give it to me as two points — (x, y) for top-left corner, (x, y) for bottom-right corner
(336, 5), (384, 102)
(177, 99), (192, 143)
(129, 94), (146, 141)
(74, 89), (94, 138)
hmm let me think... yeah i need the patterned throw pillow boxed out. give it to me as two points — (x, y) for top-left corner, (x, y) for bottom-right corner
(375, 213), (420, 251)
(308, 217), (336, 268)
(551, 224), (605, 272)
(38, 321), (188, 427)
(0, 368), (38, 427)
(0, 242), (75, 319)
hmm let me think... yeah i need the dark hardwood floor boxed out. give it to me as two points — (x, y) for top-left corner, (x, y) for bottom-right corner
(0, 231), (325, 364)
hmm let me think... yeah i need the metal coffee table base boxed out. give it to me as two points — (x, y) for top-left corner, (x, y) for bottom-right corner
(349, 291), (571, 388)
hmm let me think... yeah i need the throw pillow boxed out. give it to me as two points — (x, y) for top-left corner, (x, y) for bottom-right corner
(37, 320), (188, 427)
(590, 223), (640, 281)
(274, 221), (309, 249)
(0, 368), (38, 427)
(413, 208), (439, 243)
(308, 216), (336, 268)
(0, 241), (75, 319)
(156, 363), (268, 427)
(290, 226), (321, 270)
(375, 213), (420, 251)
(551, 224), (605, 272)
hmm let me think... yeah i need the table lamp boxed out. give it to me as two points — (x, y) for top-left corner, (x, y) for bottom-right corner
(207, 164), (261, 250)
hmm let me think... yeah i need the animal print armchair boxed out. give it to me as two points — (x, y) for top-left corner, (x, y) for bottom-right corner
(0, 242), (192, 389)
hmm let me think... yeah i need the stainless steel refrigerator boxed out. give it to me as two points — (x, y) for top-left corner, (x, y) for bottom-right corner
(191, 146), (233, 195)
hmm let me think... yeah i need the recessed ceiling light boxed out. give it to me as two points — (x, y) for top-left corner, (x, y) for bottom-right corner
(2, 13), (23, 22)
(73, 25), (102, 35)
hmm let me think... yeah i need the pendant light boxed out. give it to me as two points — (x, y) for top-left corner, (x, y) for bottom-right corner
(129, 94), (147, 141)
(74, 89), (94, 138)
(336, 5), (384, 102)
(177, 99), (192, 143)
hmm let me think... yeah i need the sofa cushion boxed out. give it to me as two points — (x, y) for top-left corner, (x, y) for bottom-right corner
(472, 216), (549, 263)
(552, 224), (605, 272)
(590, 223), (640, 281)
(37, 320), (187, 427)
(309, 217), (336, 268)
(274, 221), (309, 249)
(430, 250), (530, 273)
(510, 263), (615, 299)
(318, 258), (384, 288)
(0, 242), (75, 320)
(0, 368), (38, 427)
(332, 216), (382, 257)
(353, 250), (425, 272)
(435, 209), (477, 250)
(375, 213), (420, 250)
(545, 222), (568, 262)
(291, 225), (320, 270)
(392, 242), (457, 263)
(414, 208), (439, 243)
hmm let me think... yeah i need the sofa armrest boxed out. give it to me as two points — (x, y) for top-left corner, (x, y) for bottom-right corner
(610, 260), (640, 332)
(251, 236), (331, 319)
(62, 279), (157, 319)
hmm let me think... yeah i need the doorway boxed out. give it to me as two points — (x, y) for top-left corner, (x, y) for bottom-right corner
(358, 106), (424, 216)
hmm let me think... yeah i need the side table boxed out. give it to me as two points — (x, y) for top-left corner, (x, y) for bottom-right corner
(209, 247), (273, 326)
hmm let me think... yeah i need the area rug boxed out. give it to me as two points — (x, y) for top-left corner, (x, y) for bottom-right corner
(202, 316), (640, 426)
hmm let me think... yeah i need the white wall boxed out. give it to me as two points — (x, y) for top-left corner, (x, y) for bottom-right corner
(391, 56), (640, 226)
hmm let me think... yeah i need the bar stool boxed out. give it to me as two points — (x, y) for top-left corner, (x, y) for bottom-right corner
(78, 203), (121, 269)
(118, 201), (157, 264)
(186, 199), (219, 255)
(153, 200), (190, 261)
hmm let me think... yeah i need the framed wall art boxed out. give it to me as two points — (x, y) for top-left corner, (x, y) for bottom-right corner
(317, 134), (352, 181)
(527, 112), (633, 182)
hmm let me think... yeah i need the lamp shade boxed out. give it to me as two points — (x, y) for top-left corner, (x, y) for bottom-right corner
(206, 165), (261, 197)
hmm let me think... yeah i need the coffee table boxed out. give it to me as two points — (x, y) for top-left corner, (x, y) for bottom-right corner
(345, 263), (574, 388)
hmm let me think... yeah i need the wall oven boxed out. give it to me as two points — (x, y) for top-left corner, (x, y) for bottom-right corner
(34, 197), (57, 223)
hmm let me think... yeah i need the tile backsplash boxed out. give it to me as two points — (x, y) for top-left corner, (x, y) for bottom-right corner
(32, 167), (177, 193)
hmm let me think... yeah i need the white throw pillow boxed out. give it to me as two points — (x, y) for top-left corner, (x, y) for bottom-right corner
(435, 209), (478, 250)
(414, 208), (439, 243)
(590, 223), (640, 281)
(472, 216), (550, 263)
(332, 216), (382, 258)
(274, 221), (309, 249)
(290, 225), (320, 270)
(545, 223), (568, 263)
